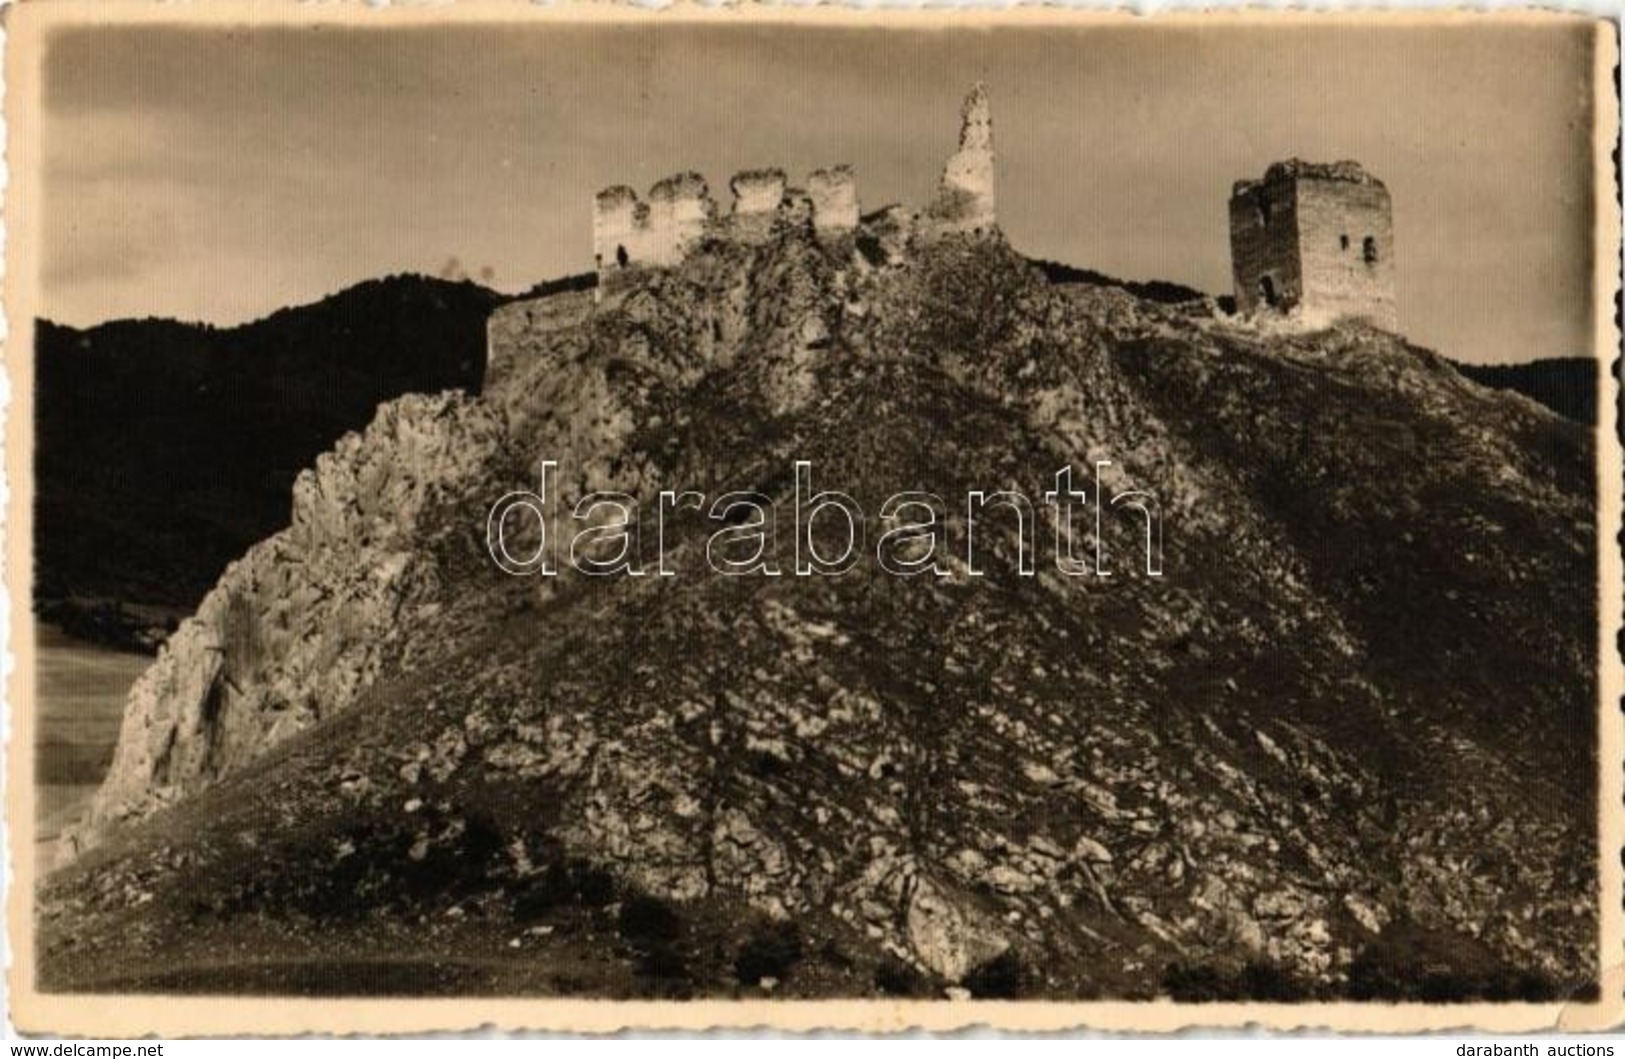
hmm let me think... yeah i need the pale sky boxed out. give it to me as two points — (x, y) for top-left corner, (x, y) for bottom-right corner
(41, 19), (1599, 363)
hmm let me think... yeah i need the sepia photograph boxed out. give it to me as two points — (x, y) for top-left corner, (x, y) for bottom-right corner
(4, 3), (1620, 1036)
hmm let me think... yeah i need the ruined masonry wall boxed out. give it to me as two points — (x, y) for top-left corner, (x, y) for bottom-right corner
(645, 173), (715, 266)
(593, 187), (641, 274)
(1293, 179), (1397, 330)
(808, 167), (859, 235)
(730, 169), (788, 245)
(592, 174), (714, 280)
(925, 83), (996, 235)
(1229, 163), (1398, 330)
(595, 165), (869, 286)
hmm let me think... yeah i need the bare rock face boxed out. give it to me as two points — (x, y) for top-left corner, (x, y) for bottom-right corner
(60, 392), (514, 861)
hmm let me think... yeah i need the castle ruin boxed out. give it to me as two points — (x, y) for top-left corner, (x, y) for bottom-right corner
(590, 84), (996, 295)
(1228, 159), (1397, 330)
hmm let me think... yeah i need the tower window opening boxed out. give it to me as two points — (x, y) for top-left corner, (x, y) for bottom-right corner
(1256, 196), (1273, 226)
(1362, 236), (1379, 264)
(1340, 234), (1351, 250)
(616, 244), (630, 268)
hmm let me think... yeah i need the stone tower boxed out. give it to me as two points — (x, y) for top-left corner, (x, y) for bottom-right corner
(1228, 159), (1397, 330)
(926, 83), (996, 235)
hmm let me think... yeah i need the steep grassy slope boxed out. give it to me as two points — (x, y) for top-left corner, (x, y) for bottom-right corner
(38, 230), (1597, 1001)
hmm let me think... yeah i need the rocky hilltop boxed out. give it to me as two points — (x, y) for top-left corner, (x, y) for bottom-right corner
(38, 204), (1597, 1000)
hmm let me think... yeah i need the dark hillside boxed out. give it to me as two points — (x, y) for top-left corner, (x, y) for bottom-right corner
(34, 275), (540, 646)
(43, 235), (1597, 1000)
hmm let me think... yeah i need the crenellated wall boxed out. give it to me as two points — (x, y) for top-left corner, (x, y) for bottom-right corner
(646, 172), (716, 266)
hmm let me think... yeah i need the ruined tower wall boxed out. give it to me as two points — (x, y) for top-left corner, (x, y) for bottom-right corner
(925, 83), (996, 236)
(1228, 180), (1304, 316)
(1293, 179), (1397, 330)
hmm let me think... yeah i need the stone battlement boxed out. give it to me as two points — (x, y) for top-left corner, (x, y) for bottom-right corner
(592, 164), (862, 285)
(592, 85), (997, 292)
(583, 92), (1400, 336)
